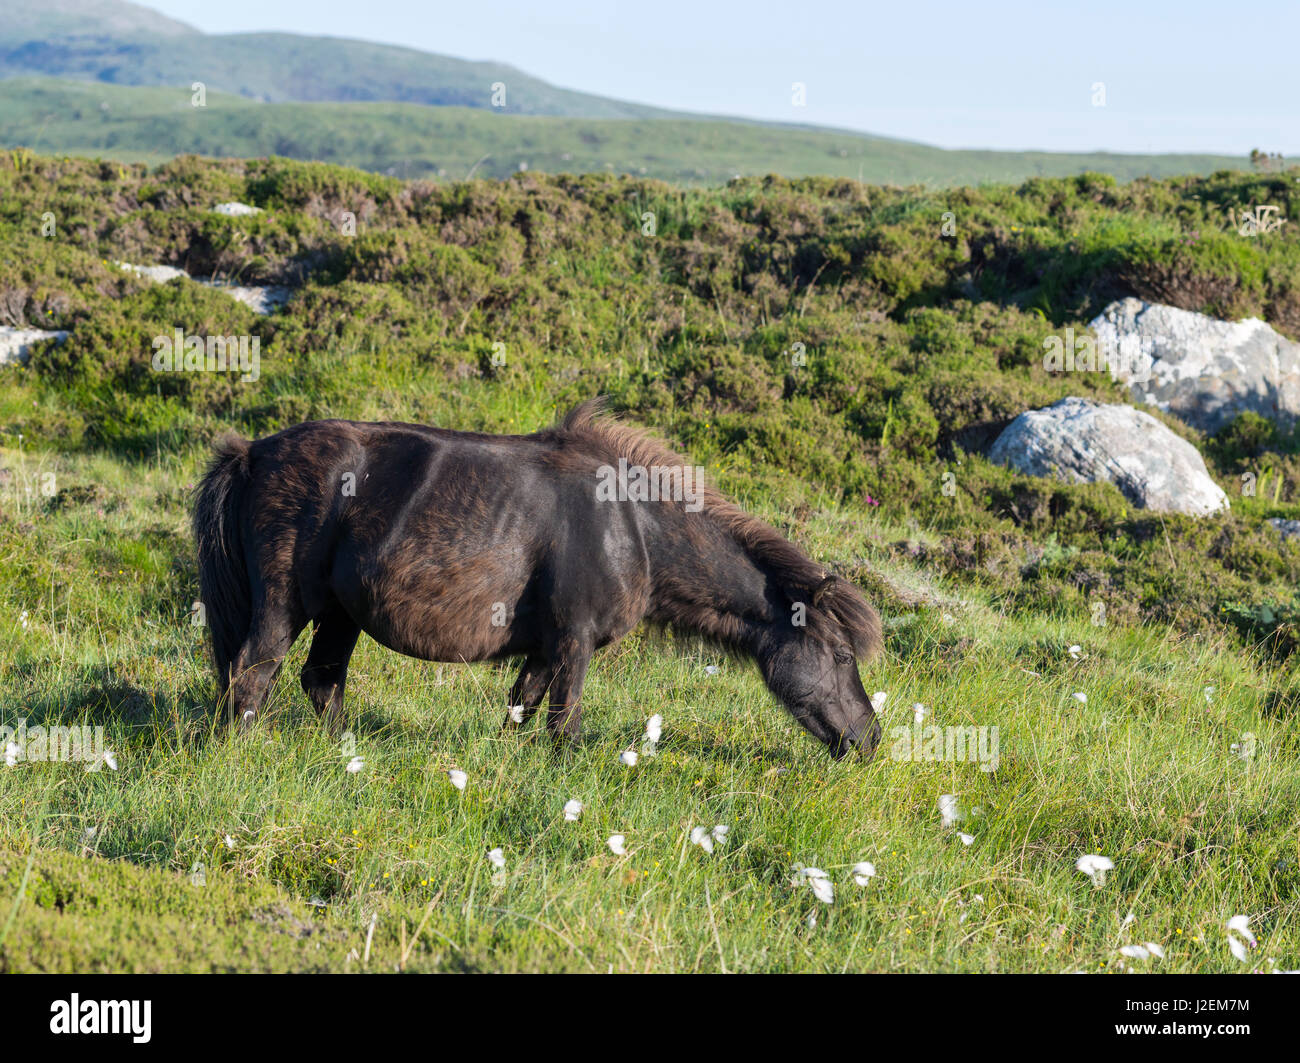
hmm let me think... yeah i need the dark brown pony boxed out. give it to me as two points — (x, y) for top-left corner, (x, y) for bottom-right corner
(193, 400), (884, 758)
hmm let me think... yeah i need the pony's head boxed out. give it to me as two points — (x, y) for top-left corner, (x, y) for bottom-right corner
(758, 574), (883, 760)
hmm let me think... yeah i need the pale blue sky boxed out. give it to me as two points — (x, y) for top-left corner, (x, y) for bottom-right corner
(144, 0), (1299, 154)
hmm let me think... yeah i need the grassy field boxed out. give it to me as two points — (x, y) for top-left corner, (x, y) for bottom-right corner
(0, 78), (1247, 187)
(0, 152), (1298, 972)
(1, 432), (1295, 973)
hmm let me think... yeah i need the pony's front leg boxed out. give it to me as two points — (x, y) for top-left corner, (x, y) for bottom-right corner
(502, 655), (552, 731)
(545, 637), (592, 743)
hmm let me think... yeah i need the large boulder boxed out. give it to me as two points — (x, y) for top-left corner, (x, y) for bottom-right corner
(988, 397), (1229, 516)
(1090, 297), (1300, 434)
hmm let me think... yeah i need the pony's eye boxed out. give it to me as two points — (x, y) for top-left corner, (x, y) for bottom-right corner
(833, 650), (853, 665)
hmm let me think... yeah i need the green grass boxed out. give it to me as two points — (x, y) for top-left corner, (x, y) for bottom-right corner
(0, 78), (1248, 187)
(0, 435), (1296, 973)
(1, 151), (1299, 971)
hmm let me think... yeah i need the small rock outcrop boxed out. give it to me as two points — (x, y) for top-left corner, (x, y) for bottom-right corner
(0, 326), (69, 367)
(211, 202), (263, 216)
(1090, 297), (1300, 434)
(1266, 518), (1300, 541)
(988, 396), (1228, 516)
(114, 261), (290, 315)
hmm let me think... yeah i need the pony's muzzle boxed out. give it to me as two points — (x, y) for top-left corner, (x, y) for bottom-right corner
(831, 716), (883, 762)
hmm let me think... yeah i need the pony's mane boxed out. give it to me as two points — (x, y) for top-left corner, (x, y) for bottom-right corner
(543, 398), (882, 661)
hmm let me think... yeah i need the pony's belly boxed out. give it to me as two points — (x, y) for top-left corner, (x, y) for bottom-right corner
(361, 617), (526, 664)
(336, 570), (534, 664)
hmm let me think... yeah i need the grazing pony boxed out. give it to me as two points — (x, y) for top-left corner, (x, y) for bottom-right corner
(193, 400), (883, 758)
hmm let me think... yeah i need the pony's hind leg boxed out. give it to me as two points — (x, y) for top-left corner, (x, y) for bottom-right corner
(502, 655), (552, 731)
(228, 597), (306, 729)
(300, 603), (361, 734)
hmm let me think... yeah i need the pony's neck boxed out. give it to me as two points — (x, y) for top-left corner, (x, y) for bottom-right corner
(644, 509), (779, 658)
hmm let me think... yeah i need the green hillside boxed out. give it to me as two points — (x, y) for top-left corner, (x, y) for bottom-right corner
(2, 154), (1298, 973)
(0, 0), (676, 118)
(0, 79), (1248, 187)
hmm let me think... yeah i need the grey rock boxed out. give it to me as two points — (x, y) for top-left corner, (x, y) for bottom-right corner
(1090, 297), (1300, 434)
(115, 261), (189, 284)
(1266, 518), (1300, 541)
(114, 261), (289, 315)
(205, 282), (292, 315)
(0, 325), (69, 367)
(211, 202), (263, 216)
(988, 396), (1228, 516)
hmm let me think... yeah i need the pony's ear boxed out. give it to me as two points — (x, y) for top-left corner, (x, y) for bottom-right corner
(810, 575), (837, 610)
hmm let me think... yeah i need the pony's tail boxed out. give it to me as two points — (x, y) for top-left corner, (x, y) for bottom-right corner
(192, 434), (253, 696)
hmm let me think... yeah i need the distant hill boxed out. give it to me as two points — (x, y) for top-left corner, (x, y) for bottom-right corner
(0, 0), (1252, 186)
(0, 0), (197, 43)
(0, 0), (678, 117)
(0, 80), (1248, 188)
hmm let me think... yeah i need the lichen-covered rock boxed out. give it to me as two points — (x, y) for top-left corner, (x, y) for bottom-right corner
(0, 326), (69, 367)
(114, 261), (290, 315)
(211, 202), (262, 216)
(1266, 518), (1300, 541)
(209, 283), (292, 315)
(1090, 297), (1300, 434)
(988, 396), (1228, 516)
(115, 261), (189, 284)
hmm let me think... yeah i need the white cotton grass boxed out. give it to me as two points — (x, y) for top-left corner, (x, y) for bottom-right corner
(792, 865), (834, 904)
(870, 691), (887, 713)
(1226, 913), (1257, 963)
(957, 832), (974, 846)
(1119, 943), (1166, 961)
(704, 665), (721, 676)
(1226, 914), (1256, 945)
(1230, 733), (1257, 760)
(641, 713), (663, 756)
(3, 741), (19, 767)
(447, 768), (468, 790)
(912, 703), (927, 725)
(851, 861), (877, 886)
(938, 793), (961, 828)
(689, 825), (729, 853)
(508, 704), (526, 724)
(487, 847), (505, 869)
(1068, 644), (1082, 659)
(607, 834), (627, 856)
(563, 799), (583, 822)
(345, 755), (364, 773)
(1075, 853), (1114, 887)
(619, 748), (638, 767)
(1072, 692), (1087, 704)
(102, 750), (119, 772)
(223, 834), (236, 849)
(1203, 685), (1215, 703)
